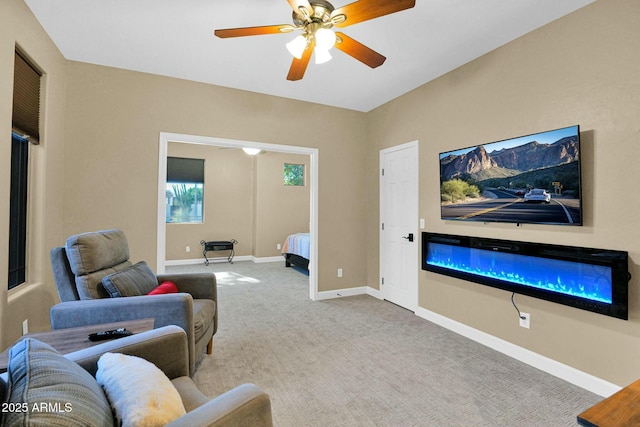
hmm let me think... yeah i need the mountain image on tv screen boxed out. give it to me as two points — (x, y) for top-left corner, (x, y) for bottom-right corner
(439, 125), (582, 226)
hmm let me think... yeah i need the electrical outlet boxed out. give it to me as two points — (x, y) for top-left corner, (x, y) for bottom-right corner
(186, 246), (190, 253)
(519, 312), (531, 329)
(22, 319), (29, 335)
(337, 268), (343, 278)
(277, 243), (281, 250)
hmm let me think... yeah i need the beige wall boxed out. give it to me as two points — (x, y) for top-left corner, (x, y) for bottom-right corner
(166, 142), (254, 260)
(254, 152), (310, 258)
(165, 143), (309, 260)
(62, 61), (367, 292)
(366, 0), (640, 386)
(0, 0), (67, 347)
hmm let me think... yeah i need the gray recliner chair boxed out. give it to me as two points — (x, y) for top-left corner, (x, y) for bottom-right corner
(0, 326), (273, 426)
(49, 229), (217, 375)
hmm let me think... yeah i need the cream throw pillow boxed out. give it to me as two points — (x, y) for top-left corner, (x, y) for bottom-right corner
(96, 352), (186, 427)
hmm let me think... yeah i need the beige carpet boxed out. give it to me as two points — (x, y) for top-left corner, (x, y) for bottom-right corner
(168, 261), (600, 427)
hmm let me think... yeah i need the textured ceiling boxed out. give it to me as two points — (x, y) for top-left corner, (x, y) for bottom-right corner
(25, 0), (595, 112)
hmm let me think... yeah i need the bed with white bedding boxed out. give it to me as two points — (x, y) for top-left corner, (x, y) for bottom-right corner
(281, 232), (310, 270)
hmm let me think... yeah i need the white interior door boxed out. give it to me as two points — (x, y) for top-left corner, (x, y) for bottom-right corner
(380, 141), (419, 311)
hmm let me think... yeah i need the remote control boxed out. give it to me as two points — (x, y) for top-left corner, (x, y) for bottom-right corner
(88, 327), (133, 341)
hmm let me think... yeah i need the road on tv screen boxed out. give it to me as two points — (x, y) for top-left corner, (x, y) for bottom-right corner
(440, 188), (581, 224)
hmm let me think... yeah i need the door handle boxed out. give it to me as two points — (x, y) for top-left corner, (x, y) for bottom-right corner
(402, 233), (414, 242)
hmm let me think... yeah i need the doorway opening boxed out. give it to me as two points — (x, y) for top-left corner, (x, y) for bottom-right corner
(157, 132), (319, 300)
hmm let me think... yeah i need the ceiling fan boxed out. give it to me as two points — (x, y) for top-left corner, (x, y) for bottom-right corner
(214, 0), (416, 81)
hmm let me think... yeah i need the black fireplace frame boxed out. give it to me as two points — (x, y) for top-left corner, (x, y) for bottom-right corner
(422, 232), (629, 320)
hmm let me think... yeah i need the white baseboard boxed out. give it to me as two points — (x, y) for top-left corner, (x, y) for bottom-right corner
(415, 307), (621, 397)
(366, 286), (383, 300)
(253, 256), (285, 263)
(315, 286), (369, 300)
(314, 286), (383, 300)
(165, 255), (253, 266)
(165, 258), (204, 266)
(165, 255), (283, 266)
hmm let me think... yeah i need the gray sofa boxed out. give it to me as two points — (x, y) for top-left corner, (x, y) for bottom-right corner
(0, 326), (273, 426)
(49, 229), (217, 375)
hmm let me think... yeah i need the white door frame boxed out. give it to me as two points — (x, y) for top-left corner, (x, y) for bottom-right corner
(157, 132), (319, 300)
(379, 140), (419, 311)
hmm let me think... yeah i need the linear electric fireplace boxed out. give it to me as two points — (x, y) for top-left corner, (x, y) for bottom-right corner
(422, 232), (629, 319)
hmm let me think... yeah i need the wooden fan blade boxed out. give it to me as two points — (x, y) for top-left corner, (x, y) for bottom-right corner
(287, 0), (313, 17)
(332, 0), (416, 28)
(287, 40), (315, 81)
(214, 24), (295, 38)
(334, 32), (386, 68)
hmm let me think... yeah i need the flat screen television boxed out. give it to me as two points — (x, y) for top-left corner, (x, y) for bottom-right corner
(439, 125), (582, 226)
(422, 232), (629, 320)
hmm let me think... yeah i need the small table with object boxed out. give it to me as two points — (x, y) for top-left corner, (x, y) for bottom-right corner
(577, 379), (640, 426)
(201, 239), (237, 265)
(0, 318), (155, 372)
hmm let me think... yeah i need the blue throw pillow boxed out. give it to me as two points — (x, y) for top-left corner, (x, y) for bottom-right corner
(4, 338), (114, 426)
(102, 261), (158, 298)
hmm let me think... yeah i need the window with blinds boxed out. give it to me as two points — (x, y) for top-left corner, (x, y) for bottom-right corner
(12, 50), (41, 143)
(166, 157), (205, 223)
(9, 50), (41, 289)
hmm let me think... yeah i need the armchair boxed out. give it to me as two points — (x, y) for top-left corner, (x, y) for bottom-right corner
(0, 326), (273, 427)
(49, 229), (217, 375)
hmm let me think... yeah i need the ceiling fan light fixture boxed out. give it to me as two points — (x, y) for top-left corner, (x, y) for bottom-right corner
(242, 147), (263, 155)
(314, 47), (332, 64)
(286, 34), (307, 59)
(314, 27), (336, 50)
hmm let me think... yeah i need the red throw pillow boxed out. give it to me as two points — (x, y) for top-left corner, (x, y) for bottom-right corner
(147, 281), (178, 295)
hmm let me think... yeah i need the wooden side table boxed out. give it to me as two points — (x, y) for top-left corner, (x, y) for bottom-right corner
(0, 318), (155, 372)
(577, 380), (640, 426)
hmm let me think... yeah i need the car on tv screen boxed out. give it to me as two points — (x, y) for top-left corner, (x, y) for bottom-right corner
(524, 189), (551, 204)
